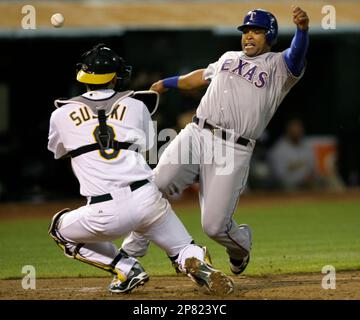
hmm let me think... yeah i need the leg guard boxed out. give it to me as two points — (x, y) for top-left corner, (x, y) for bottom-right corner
(74, 249), (127, 282)
(48, 208), (127, 281)
(48, 208), (73, 257)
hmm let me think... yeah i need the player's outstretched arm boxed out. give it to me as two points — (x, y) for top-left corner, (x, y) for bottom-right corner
(150, 69), (209, 93)
(284, 6), (309, 76)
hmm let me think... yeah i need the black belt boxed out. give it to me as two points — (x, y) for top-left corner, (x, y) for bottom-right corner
(192, 116), (250, 147)
(89, 179), (149, 204)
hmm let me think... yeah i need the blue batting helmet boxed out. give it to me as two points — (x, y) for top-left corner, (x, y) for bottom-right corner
(237, 9), (278, 46)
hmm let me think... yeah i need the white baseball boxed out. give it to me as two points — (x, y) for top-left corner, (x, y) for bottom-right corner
(51, 13), (64, 28)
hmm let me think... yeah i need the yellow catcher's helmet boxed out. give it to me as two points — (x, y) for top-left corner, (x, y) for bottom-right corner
(76, 43), (132, 85)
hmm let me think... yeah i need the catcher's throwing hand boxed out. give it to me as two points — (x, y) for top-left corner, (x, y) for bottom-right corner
(292, 6), (309, 31)
(150, 80), (168, 94)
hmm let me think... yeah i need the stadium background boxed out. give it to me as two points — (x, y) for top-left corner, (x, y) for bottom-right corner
(0, 0), (359, 300)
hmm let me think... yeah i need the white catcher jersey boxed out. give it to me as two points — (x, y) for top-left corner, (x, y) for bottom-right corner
(197, 51), (304, 140)
(48, 89), (155, 197)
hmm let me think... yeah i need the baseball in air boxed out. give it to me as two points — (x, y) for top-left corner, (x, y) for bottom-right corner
(51, 13), (65, 28)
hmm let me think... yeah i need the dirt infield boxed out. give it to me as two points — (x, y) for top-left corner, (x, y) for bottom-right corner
(1, 192), (359, 300)
(1, 271), (359, 300)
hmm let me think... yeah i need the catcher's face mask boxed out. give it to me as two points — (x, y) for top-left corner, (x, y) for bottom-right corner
(76, 43), (132, 85)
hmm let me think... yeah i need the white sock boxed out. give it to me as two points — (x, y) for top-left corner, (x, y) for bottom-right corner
(176, 244), (205, 272)
(114, 256), (138, 278)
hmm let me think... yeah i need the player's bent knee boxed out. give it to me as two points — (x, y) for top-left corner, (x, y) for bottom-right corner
(48, 208), (75, 258)
(202, 222), (224, 240)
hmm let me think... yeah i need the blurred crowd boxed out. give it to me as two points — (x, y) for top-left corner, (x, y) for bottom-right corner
(248, 117), (345, 193)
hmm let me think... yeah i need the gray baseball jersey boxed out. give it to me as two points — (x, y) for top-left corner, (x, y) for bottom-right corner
(197, 51), (304, 139)
(122, 50), (305, 265)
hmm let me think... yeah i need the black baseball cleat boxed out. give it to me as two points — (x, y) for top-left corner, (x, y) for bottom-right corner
(229, 255), (250, 275)
(108, 262), (149, 294)
(230, 224), (252, 275)
(184, 257), (234, 295)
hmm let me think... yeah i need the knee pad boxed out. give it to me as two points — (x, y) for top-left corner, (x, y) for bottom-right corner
(48, 208), (73, 257)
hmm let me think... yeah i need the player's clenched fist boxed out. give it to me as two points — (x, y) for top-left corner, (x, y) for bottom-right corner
(150, 80), (168, 93)
(292, 6), (309, 30)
